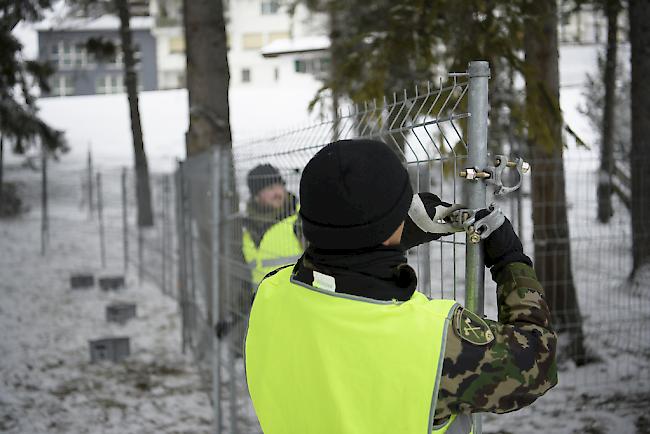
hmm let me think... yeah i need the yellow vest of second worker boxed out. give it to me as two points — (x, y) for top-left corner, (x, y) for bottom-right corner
(245, 266), (472, 434)
(242, 212), (303, 285)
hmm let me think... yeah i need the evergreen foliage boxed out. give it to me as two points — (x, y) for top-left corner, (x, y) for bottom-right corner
(0, 1), (67, 156)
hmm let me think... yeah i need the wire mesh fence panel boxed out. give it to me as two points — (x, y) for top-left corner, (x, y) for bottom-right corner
(172, 69), (650, 433)
(194, 73), (478, 434)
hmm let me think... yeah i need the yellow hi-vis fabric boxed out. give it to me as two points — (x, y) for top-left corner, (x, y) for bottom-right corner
(245, 266), (465, 434)
(242, 212), (303, 285)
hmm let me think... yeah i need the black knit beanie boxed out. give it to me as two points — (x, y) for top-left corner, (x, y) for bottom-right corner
(299, 139), (413, 249)
(247, 164), (285, 197)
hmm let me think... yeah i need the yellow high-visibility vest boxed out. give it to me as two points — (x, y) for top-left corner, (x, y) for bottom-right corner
(242, 211), (303, 285)
(245, 266), (473, 434)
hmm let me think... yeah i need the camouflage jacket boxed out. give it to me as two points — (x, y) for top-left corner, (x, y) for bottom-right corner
(434, 262), (558, 423)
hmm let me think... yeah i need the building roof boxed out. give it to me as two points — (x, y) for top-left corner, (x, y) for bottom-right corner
(261, 36), (329, 58)
(35, 15), (154, 32)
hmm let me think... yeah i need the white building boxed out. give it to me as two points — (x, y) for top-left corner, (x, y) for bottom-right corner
(149, 0), (329, 90)
(226, 0), (328, 86)
(149, 0), (186, 89)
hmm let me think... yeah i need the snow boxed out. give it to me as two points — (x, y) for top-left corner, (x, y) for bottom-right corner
(261, 35), (330, 57)
(0, 166), (213, 433)
(31, 77), (323, 172)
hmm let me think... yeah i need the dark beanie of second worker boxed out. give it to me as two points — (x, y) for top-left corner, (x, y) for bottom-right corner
(299, 139), (413, 249)
(247, 164), (285, 197)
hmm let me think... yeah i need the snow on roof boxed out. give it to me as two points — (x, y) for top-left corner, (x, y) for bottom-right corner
(35, 15), (154, 32)
(261, 36), (330, 58)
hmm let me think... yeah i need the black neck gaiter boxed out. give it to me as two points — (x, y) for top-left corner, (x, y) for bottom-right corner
(293, 244), (418, 302)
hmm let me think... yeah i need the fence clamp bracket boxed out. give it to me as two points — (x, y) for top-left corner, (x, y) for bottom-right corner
(449, 203), (506, 243)
(459, 155), (530, 196)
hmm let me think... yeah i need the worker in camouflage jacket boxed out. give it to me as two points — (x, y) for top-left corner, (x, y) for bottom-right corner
(245, 140), (557, 433)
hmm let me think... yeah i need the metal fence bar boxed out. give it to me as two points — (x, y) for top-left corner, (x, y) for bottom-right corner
(465, 60), (490, 434)
(161, 176), (168, 295)
(212, 147), (223, 434)
(87, 149), (94, 218)
(138, 220), (143, 283)
(41, 145), (49, 256)
(122, 168), (129, 273)
(97, 172), (106, 268)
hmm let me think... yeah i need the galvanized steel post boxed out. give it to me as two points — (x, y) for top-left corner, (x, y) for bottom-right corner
(175, 161), (188, 354)
(465, 60), (490, 434)
(97, 172), (106, 268)
(211, 147), (222, 434)
(122, 168), (129, 273)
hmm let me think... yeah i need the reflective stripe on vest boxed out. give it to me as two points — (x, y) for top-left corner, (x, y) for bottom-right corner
(242, 211), (303, 285)
(245, 266), (467, 434)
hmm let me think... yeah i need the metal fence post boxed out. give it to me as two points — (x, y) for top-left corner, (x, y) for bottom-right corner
(465, 60), (490, 434)
(221, 148), (239, 434)
(87, 148), (94, 218)
(176, 162), (188, 353)
(97, 172), (106, 268)
(138, 216), (143, 284)
(41, 143), (49, 256)
(161, 176), (168, 295)
(211, 147), (223, 434)
(122, 168), (129, 273)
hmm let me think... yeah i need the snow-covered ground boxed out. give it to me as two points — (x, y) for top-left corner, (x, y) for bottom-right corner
(0, 167), (213, 433)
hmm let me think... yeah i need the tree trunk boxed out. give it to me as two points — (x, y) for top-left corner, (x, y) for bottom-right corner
(183, 0), (232, 155)
(183, 0), (235, 338)
(629, 0), (650, 272)
(597, 0), (620, 223)
(116, 0), (153, 227)
(524, 1), (590, 365)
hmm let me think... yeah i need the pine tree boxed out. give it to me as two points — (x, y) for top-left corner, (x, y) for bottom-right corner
(0, 1), (67, 203)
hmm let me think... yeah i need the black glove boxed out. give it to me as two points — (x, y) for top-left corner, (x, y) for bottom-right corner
(475, 208), (532, 277)
(400, 193), (464, 251)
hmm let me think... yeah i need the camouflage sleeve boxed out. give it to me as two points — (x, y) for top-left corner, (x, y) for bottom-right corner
(434, 262), (558, 422)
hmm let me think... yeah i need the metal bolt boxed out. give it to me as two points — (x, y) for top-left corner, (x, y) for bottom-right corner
(470, 233), (481, 244)
(460, 168), (477, 180)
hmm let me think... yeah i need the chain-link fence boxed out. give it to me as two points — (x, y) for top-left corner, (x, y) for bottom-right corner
(174, 60), (650, 434)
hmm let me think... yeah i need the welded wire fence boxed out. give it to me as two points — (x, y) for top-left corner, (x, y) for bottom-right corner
(174, 66), (650, 434)
(34, 162), (178, 302)
(175, 63), (491, 433)
(23, 64), (649, 433)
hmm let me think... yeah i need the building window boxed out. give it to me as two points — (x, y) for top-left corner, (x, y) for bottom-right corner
(261, 0), (281, 15)
(242, 68), (251, 83)
(268, 31), (290, 43)
(294, 59), (307, 73)
(61, 43), (74, 69)
(96, 74), (125, 94)
(294, 57), (330, 74)
(242, 33), (264, 50)
(169, 36), (185, 54)
(51, 75), (74, 96)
